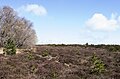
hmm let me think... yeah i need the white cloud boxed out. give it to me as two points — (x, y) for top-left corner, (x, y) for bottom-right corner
(19, 4), (47, 16)
(86, 13), (120, 31)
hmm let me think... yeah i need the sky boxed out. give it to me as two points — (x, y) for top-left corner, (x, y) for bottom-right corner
(0, 0), (120, 44)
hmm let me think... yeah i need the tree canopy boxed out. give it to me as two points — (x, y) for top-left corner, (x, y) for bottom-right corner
(0, 6), (37, 48)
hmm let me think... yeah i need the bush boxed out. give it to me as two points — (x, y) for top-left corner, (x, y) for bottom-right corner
(29, 65), (37, 74)
(27, 53), (34, 60)
(90, 53), (105, 74)
(107, 46), (118, 52)
(42, 49), (49, 57)
(3, 39), (16, 55)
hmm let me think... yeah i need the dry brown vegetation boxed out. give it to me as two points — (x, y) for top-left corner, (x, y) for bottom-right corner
(0, 45), (120, 79)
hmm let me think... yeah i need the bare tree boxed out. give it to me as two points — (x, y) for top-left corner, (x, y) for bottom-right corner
(0, 6), (37, 48)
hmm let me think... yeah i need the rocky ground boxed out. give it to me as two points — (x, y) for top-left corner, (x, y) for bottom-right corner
(0, 45), (120, 79)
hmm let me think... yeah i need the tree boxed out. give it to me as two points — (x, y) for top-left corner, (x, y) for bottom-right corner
(0, 6), (37, 48)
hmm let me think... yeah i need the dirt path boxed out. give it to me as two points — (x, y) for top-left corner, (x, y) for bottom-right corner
(0, 48), (3, 54)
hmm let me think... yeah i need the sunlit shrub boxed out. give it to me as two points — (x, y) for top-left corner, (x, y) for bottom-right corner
(90, 53), (105, 74)
(3, 39), (16, 55)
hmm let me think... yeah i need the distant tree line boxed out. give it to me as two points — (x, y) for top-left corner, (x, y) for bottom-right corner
(38, 43), (120, 52)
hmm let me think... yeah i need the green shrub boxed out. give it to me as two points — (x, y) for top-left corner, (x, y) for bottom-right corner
(90, 53), (105, 74)
(3, 39), (16, 55)
(27, 53), (34, 60)
(29, 65), (37, 74)
(50, 72), (58, 79)
(42, 49), (49, 57)
(107, 46), (117, 52)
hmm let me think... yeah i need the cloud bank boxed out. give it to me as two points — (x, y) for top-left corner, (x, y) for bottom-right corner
(86, 13), (120, 31)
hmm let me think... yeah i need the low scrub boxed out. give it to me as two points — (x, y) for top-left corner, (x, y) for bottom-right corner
(90, 53), (105, 74)
(3, 39), (16, 55)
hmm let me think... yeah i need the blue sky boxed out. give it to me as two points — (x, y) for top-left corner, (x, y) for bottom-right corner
(1, 0), (120, 44)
